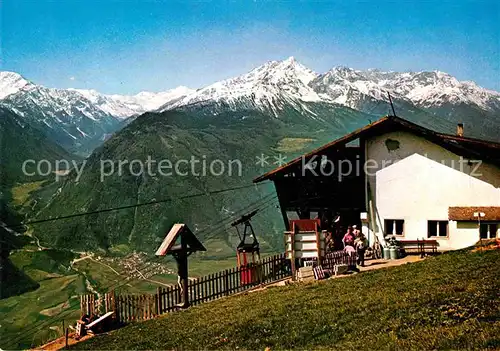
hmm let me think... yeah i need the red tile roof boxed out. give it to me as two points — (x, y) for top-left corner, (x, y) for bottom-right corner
(449, 207), (500, 221)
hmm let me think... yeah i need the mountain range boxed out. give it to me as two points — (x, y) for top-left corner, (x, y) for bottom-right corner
(2, 57), (500, 154)
(0, 71), (194, 154)
(2, 57), (500, 254)
(2, 57), (500, 158)
(164, 57), (500, 116)
(162, 57), (500, 140)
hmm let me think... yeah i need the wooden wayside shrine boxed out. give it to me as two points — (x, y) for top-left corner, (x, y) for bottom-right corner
(155, 223), (206, 308)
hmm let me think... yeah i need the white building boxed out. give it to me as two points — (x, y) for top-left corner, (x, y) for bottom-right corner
(255, 116), (500, 251)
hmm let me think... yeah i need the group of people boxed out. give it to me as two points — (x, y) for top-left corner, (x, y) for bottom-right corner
(342, 225), (368, 267)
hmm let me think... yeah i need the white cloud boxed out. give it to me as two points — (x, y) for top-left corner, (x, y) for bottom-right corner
(69, 76), (76, 81)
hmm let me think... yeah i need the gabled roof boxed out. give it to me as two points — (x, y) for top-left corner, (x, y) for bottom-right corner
(254, 115), (500, 183)
(155, 223), (206, 256)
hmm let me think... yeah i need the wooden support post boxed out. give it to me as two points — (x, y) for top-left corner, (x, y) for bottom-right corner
(224, 270), (229, 296)
(156, 287), (162, 315)
(174, 253), (190, 308)
(274, 182), (290, 231)
(315, 227), (321, 266)
(290, 231), (296, 280)
(65, 328), (69, 348)
(369, 199), (378, 248)
(104, 293), (109, 313)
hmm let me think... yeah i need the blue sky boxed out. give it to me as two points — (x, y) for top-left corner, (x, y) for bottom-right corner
(2, 0), (499, 94)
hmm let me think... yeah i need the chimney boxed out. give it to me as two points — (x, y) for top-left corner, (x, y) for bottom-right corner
(457, 123), (464, 137)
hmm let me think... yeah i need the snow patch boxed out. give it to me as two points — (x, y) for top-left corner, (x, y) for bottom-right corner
(76, 127), (88, 137)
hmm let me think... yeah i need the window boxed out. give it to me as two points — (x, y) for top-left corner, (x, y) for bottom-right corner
(428, 221), (448, 237)
(385, 219), (404, 236)
(480, 223), (498, 239)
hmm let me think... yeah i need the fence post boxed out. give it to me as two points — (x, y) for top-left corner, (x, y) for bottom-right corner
(90, 294), (95, 316)
(257, 261), (263, 285)
(224, 270), (229, 296)
(112, 291), (119, 324)
(290, 231), (296, 280)
(85, 294), (88, 315)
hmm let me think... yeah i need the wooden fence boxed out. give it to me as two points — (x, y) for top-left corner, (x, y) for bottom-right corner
(322, 250), (357, 271)
(115, 294), (157, 322)
(80, 292), (116, 317)
(157, 253), (290, 313)
(80, 253), (291, 324)
(80, 291), (156, 323)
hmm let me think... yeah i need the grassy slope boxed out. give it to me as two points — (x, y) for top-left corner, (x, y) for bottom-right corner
(75, 250), (499, 350)
(0, 249), (85, 348)
(11, 181), (46, 207)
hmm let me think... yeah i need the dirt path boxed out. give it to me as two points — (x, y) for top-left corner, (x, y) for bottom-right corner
(0, 219), (50, 252)
(70, 256), (100, 296)
(70, 255), (91, 266)
(71, 255), (121, 277)
(30, 232), (47, 251)
(31, 332), (93, 351)
(89, 257), (121, 275)
(256, 255), (426, 290)
(358, 255), (424, 272)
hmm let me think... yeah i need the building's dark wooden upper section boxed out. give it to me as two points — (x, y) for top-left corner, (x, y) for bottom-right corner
(254, 115), (500, 183)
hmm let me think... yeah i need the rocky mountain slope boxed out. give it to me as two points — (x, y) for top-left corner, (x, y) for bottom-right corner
(310, 67), (500, 140)
(161, 57), (500, 140)
(161, 57), (322, 116)
(69, 86), (194, 119)
(0, 72), (193, 154)
(0, 107), (74, 230)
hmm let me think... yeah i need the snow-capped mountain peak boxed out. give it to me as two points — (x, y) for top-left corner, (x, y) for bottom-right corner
(309, 66), (500, 112)
(162, 57), (323, 115)
(0, 71), (30, 99)
(244, 56), (317, 86)
(370, 70), (500, 110)
(0, 71), (195, 153)
(65, 86), (195, 119)
(111, 86), (195, 113)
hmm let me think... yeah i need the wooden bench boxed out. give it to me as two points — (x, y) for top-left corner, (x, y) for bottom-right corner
(398, 239), (438, 257)
(84, 311), (114, 335)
